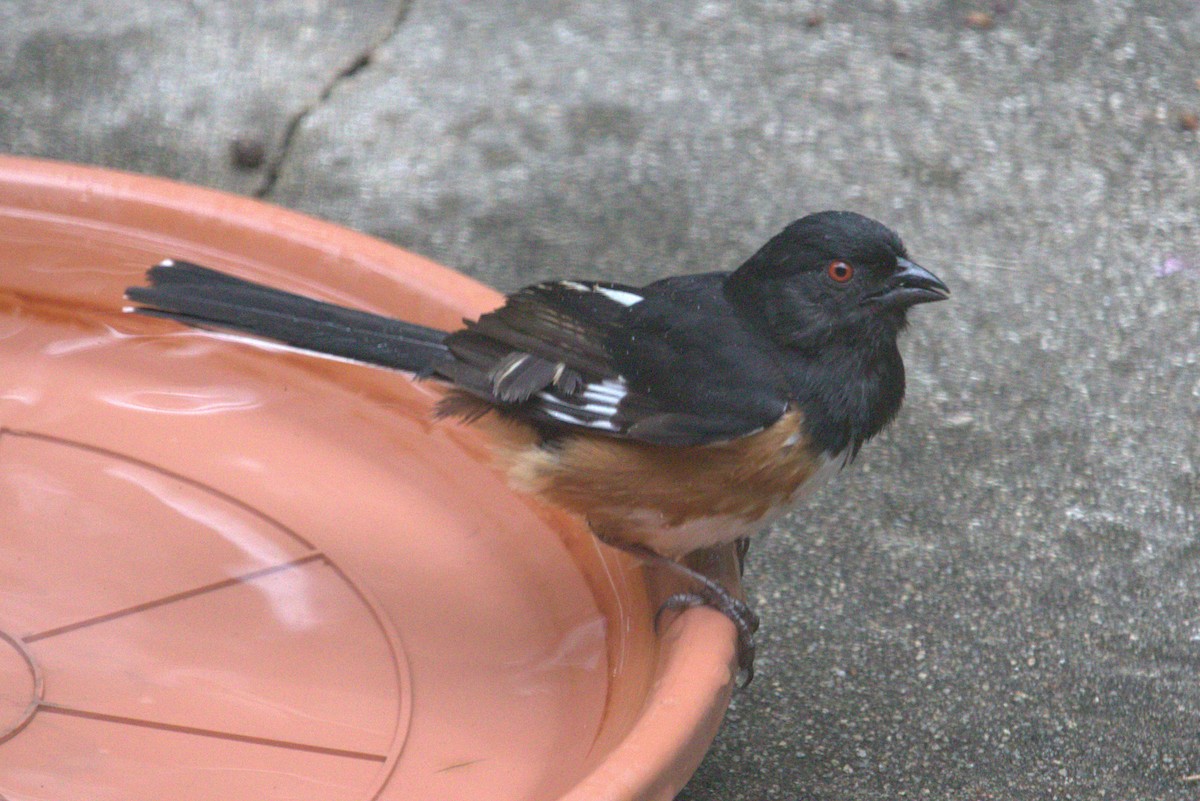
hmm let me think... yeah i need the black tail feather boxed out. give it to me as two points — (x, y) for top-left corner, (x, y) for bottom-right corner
(126, 260), (451, 374)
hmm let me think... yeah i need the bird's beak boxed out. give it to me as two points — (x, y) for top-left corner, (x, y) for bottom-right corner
(877, 257), (950, 307)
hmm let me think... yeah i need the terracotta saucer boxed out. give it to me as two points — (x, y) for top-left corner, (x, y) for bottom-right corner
(0, 156), (740, 801)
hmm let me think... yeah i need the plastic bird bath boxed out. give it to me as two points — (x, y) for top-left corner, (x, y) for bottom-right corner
(0, 157), (740, 801)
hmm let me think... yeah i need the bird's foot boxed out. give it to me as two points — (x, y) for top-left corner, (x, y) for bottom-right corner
(658, 584), (759, 686)
(595, 536), (760, 686)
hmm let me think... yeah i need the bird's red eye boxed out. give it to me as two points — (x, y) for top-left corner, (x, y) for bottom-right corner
(827, 260), (854, 283)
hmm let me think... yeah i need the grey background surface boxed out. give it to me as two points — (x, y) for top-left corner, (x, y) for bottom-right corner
(4, 1), (1199, 798)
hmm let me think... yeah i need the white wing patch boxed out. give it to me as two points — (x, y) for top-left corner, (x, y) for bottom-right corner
(540, 407), (620, 431)
(594, 286), (643, 307)
(533, 377), (630, 432)
(580, 379), (628, 404)
(554, 280), (644, 307)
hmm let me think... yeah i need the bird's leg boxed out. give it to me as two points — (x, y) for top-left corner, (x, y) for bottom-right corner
(592, 533), (759, 685)
(735, 536), (752, 576)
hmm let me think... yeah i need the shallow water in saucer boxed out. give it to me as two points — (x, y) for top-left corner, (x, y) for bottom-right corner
(0, 206), (630, 801)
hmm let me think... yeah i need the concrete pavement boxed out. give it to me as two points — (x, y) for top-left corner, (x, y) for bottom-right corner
(3, 1), (1199, 797)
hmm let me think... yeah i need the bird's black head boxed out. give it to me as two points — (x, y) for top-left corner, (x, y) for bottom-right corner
(724, 211), (949, 456)
(724, 211), (948, 350)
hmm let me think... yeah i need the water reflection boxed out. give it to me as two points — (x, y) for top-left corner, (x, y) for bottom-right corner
(98, 386), (261, 415)
(103, 463), (318, 631)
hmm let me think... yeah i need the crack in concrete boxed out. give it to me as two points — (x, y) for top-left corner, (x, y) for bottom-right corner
(254, 0), (413, 198)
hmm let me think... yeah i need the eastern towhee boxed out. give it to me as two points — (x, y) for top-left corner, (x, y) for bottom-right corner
(125, 210), (949, 682)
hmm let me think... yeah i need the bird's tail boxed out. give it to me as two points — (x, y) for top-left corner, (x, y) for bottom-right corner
(125, 260), (450, 374)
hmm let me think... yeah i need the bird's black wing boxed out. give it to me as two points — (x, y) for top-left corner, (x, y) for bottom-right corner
(437, 275), (791, 445)
(128, 263), (791, 446)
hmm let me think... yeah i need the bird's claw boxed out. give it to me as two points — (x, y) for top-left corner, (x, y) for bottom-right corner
(656, 587), (760, 686)
(590, 533), (761, 686)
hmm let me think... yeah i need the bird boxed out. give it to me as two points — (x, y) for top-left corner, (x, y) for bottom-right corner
(125, 210), (948, 683)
